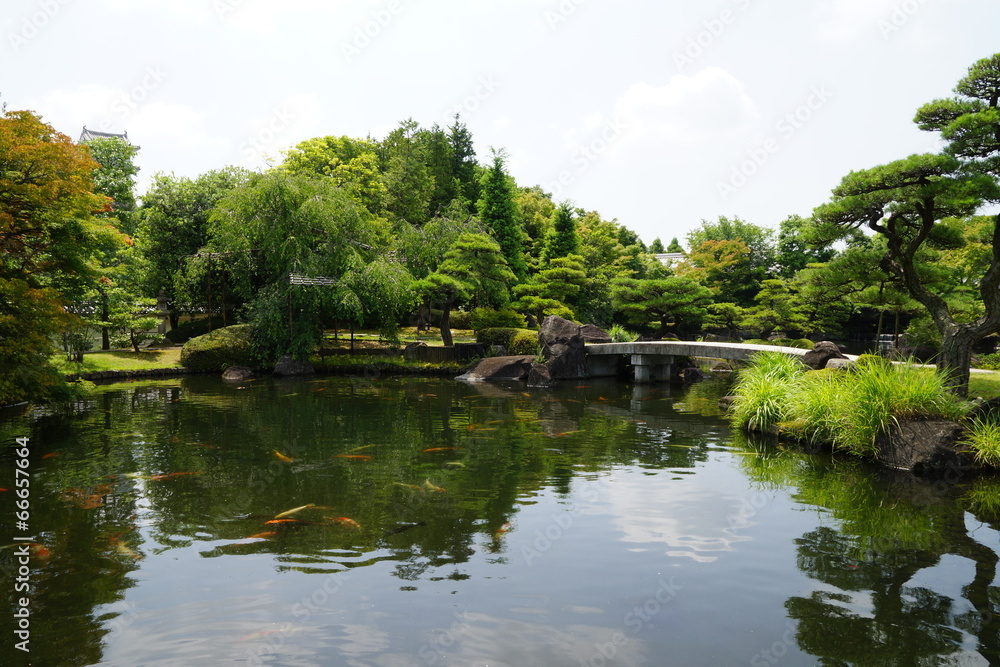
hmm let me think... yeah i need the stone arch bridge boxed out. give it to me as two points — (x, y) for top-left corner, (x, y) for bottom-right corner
(585, 341), (819, 383)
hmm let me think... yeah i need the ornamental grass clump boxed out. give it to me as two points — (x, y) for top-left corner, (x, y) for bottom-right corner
(731, 353), (969, 458)
(959, 418), (1000, 467)
(729, 352), (806, 433)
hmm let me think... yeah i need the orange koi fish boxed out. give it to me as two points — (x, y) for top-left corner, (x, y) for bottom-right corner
(422, 479), (445, 493)
(273, 451), (294, 463)
(274, 504), (315, 519)
(246, 531), (279, 539)
(392, 482), (424, 491)
(42, 452), (59, 459)
(0, 488), (7, 493)
(147, 472), (203, 481)
(328, 516), (360, 529)
(422, 447), (457, 453)
(494, 522), (513, 538)
(264, 519), (309, 526)
(334, 454), (372, 460)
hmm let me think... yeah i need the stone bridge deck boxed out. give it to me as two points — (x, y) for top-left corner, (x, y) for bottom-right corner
(585, 341), (813, 383)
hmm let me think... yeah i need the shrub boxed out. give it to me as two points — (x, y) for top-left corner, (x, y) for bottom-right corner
(608, 324), (638, 343)
(729, 352), (806, 432)
(166, 316), (225, 344)
(976, 352), (1000, 371)
(469, 308), (526, 331)
(449, 310), (472, 330)
(732, 352), (969, 457)
(477, 328), (540, 356)
(959, 417), (1000, 467)
(180, 324), (256, 372)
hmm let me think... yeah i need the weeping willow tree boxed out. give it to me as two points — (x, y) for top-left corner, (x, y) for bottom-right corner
(197, 171), (415, 361)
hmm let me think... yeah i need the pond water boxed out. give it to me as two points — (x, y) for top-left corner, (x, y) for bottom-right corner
(2, 374), (1000, 666)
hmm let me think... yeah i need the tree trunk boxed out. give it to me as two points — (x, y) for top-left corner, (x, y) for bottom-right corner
(100, 291), (110, 350)
(440, 298), (454, 347)
(938, 327), (977, 397)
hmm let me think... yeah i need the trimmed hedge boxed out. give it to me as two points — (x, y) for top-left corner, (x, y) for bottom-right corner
(180, 324), (256, 372)
(469, 308), (526, 331)
(477, 328), (540, 356)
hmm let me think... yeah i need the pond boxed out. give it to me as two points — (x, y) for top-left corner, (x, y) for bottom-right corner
(2, 373), (1000, 666)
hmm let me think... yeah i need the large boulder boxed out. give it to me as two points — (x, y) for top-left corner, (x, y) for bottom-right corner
(222, 366), (253, 382)
(579, 324), (612, 344)
(273, 354), (314, 376)
(874, 419), (975, 473)
(456, 355), (536, 383)
(538, 316), (588, 379)
(526, 362), (554, 388)
(800, 341), (847, 370)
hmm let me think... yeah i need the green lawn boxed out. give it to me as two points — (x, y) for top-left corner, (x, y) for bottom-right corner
(52, 348), (183, 374)
(969, 371), (1000, 400)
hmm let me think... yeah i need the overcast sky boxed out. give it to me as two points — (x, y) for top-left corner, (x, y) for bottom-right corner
(4, 0), (998, 245)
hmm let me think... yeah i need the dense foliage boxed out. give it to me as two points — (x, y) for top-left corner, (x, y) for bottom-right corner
(5, 52), (1000, 403)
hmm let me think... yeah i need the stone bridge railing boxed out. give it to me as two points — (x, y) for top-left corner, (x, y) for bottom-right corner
(585, 341), (812, 383)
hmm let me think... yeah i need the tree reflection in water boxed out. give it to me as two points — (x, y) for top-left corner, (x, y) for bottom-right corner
(734, 431), (1000, 664)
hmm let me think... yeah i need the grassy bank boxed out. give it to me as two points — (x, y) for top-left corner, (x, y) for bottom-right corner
(311, 353), (470, 376)
(52, 348), (183, 375)
(729, 353), (971, 457)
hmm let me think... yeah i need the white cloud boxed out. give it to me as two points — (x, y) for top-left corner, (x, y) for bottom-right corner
(613, 67), (758, 148)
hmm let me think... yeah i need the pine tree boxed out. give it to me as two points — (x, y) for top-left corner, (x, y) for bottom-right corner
(479, 151), (527, 280)
(542, 202), (579, 263)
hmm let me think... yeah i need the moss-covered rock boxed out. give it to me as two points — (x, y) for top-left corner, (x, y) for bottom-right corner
(180, 324), (256, 372)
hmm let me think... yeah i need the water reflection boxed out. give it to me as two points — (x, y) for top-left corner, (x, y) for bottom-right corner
(734, 431), (1000, 664)
(3, 375), (1000, 665)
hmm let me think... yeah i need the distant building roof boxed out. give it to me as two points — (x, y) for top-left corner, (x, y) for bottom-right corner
(655, 252), (686, 265)
(79, 127), (131, 143)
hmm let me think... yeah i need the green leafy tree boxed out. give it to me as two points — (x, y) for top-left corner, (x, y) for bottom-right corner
(280, 136), (385, 213)
(542, 202), (579, 263)
(0, 109), (121, 402)
(479, 151), (527, 280)
(205, 171), (406, 360)
(775, 215), (837, 278)
(611, 276), (713, 339)
(666, 237), (684, 253)
(83, 136), (140, 234)
(915, 53), (1000, 177)
(686, 216), (775, 305)
(704, 302), (746, 340)
(515, 186), (556, 271)
(513, 254), (587, 325)
(135, 167), (251, 327)
(449, 114), (480, 207)
(415, 233), (516, 346)
(811, 153), (1000, 395)
(742, 278), (810, 339)
(380, 119), (434, 225)
(648, 238), (665, 253)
